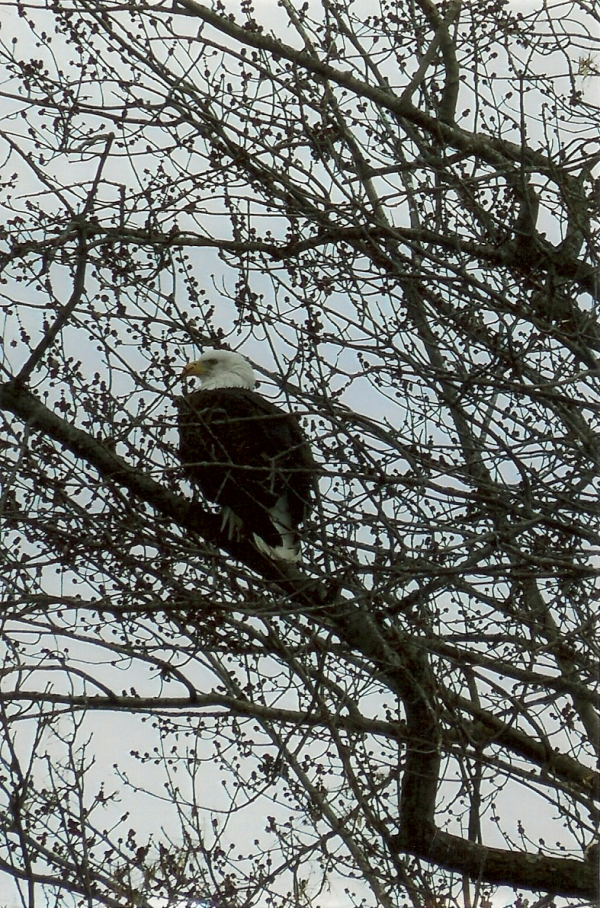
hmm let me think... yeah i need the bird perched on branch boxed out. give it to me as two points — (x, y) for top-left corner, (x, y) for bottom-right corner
(177, 350), (315, 561)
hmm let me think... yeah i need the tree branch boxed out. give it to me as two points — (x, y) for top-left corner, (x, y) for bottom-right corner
(0, 379), (303, 585)
(390, 826), (597, 899)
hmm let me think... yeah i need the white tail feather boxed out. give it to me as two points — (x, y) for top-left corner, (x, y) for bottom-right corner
(257, 496), (301, 562)
(221, 502), (300, 562)
(252, 533), (301, 563)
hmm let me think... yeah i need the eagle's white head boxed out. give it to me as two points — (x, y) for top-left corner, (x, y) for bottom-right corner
(181, 349), (256, 391)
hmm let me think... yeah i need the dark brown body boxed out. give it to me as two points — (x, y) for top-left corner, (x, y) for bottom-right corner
(177, 387), (315, 551)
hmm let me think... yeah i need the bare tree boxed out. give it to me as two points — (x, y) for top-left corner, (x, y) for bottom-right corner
(0, 1), (598, 906)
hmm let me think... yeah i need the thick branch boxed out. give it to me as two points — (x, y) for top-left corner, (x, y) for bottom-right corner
(449, 693), (600, 801)
(411, 0), (461, 124)
(333, 605), (443, 858)
(390, 827), (597, 899)
(0, 379), (302, 584)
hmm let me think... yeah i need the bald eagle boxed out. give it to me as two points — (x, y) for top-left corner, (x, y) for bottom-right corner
(177, 350), (315, 561)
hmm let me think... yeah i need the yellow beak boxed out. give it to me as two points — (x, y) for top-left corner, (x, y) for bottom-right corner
(181, 360), (205, 378)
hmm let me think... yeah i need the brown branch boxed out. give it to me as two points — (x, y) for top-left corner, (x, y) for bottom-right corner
(333, 603), (443, 875)
(161, 0), (598, 304)
(14, 136), (115, 386)
(169, 0), (557, 173)
(390, 826), (597, 900)
(29, 221), (596, 301)
(446, 692), (600, 801)
(0, 688), (398, 737)
(0, 379), (301, 585)
(426, 636), (600, 708)
(405, 0), (461, 125)
(15, 240), (88, 386)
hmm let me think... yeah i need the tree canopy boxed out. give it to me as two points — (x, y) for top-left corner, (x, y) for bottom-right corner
(0, 0), (598, 906)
